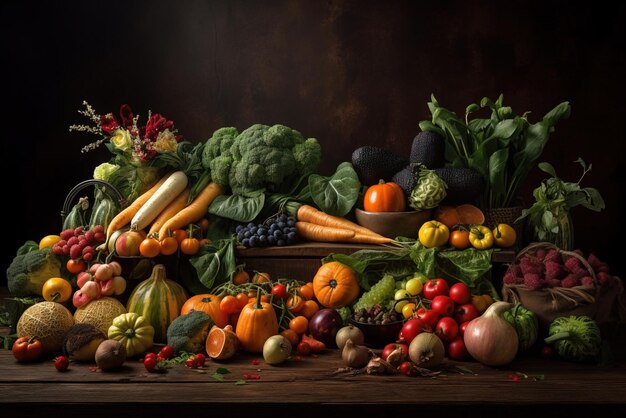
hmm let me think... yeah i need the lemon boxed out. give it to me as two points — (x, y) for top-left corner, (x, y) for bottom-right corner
(39, 235), (61, 249)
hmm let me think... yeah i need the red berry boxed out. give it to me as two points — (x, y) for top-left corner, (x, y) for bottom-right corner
(62, 244), (70, 255)
(93, 225), (104, 233)
(84, 230), (95, 243)
(82, 252), (94, 262)
(54, 356), (69, 372)
(94, 232), (106, 242)
(70, 245), (82, 260)
(74, 226), (84, 235)
(67, 236), (79, 247)
(194, 353), (206, 368)
(60, 230), (75, 240)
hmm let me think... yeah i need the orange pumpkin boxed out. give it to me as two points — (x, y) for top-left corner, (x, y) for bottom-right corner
(235, 290), (279, 353)
(312, 261), (360, 308)
(363, 180), (406, 212)
(181, 294), (229, 328)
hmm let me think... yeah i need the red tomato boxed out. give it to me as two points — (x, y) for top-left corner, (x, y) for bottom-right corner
(454, 303), (479, 324)
(12, 336), (43, 363)
(398, 361), (414, 376)
(458, 321), (471, 336)
(431, 295), (455, 317)
(435, 317), (459, 342)
(54, 356), (69, 371)
(297, 341), (312, 356)
(447, 336), (469, 360)
(423, 278), (449, 300)
(400, 318), (431, 344)
(449, 282), (471, 305)
(220, 295), (239, 314)
(381, 343), (409, 361)
(271, 283), (287, 299)
(158, 345), (175, 360)
(416, 308), (440, 329)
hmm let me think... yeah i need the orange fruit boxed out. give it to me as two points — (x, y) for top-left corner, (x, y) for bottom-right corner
(456, 204), (485, 225)
(434, 206), (460, 229)
(39, 235), (61, 249)
(206, 325), (239, 360)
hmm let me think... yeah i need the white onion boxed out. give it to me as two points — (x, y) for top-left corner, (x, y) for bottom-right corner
(463, 301), (518, 366)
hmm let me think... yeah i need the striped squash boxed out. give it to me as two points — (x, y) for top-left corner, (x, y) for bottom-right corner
(126, 264), (188, 343)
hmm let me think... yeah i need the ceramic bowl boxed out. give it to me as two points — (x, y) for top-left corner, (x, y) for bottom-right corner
(355, 208), (432, 239)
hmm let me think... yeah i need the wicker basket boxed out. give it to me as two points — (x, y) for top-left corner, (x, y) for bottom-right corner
(502, 242), (626, 336)
(61, 179), (127, 228)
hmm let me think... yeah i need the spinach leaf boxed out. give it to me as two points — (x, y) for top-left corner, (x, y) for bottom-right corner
(189, 238), (237, 291)
(308, 162), (361, 217)
(208, 192), (265, 222)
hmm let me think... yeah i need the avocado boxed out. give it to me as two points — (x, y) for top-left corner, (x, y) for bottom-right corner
(434, 167), (484, 205)
(352, 146), (408, 186)
(410, 131), (445, 169)
(391, 164), (417, 197)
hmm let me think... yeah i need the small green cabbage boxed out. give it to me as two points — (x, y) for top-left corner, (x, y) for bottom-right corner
(544, 315), (601, 362)
(503, 304), (538, 352)
(93, 162), (120, 181)
(409, 164), (447, 211)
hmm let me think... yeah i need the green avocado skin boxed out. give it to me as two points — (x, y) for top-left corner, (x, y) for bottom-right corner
(435, 167), (484, 205)
(410, 131), (445, 169)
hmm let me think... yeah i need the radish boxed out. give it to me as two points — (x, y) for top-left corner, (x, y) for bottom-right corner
(130, 171), (188, 231)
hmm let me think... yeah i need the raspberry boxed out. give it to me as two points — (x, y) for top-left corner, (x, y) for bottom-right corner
(543, 249), (560, 264)
(580, 276), (594, 287)
(520, 257), (544, 275)
(545, 261), (566, 281)
(523, 273), (543, 290)
(561, 274), (581, 288)
(545, 278), (562, 288)
(535, 248), (547, 262)
(564, 257), (585, 274)
(503, 273), (518, 285)
(597, 271), (614, 285)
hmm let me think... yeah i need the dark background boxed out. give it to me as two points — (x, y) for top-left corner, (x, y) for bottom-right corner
(1, 0), (625, 285)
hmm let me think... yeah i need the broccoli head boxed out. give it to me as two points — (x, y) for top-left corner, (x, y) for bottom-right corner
(201, 127), (239, 187)
(166, 310), (214, 354)
(227, 124), (321, 194)
(7, 242), (62, 297)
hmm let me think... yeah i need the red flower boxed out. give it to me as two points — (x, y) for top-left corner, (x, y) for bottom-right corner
(119, 104), (134, 128)
(145, 113), (175, 140)
(100, 113), (119, 134)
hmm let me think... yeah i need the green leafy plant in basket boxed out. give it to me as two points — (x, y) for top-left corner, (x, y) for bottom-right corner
(515, 158), (605, 250)
(419, 94), (571, 209)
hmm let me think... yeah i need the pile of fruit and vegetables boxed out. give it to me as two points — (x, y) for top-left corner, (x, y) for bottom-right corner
(1, 97), (623, 378)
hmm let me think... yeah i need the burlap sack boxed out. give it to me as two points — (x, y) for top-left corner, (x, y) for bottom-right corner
(501, 243), (626, 337)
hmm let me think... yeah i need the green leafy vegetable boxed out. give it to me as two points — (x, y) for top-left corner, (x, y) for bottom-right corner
(420, 94), (571, 208)
(208, 190), (266, 222)
(516, 158), (605, 244)
(188, 238), (237, 291)
(308, 162), (361, 217)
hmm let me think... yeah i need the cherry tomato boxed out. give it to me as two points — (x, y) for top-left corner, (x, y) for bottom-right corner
(423, 278), (449, 299)
(401, 302), (416, 319)
(271, 283), (287, 299)
(233, 270), (250, 285)
(458, 321), (470, 336)
(454, 303), (479, 324)
(235, 293), (249, 310)
(139, 236), (161, 258)
(286, 295), (304, 313)
(298, 283), (314, 300)
(447, 336), (469, 360)
(431, 295), (455, 317)
(297, 341), (311, 356)
(253, 272), (271, 283)
(289, 315), (309, 335)
(194, 353), (206, 368)
(280, 329), (300, 347)
(398, 361), (414, 376)
(172, 229), (188, 243)
(299, 300), (319, 319)
(416, 308), (440, 329)
(220, 295), (239, 314)
(180, 237), (201, 255)
(12, 336), (43, 363)
(381, 343), (409, 361)
(143, 352), (157, 361)
(66, 259), (86, 274)
(158, 345), (175, 360)
(143, 356), (158, 372)
(435, 317), (459, 342)
(449, 282), (471, 305)
(400, 318), (431, 344)
(198, 218), (210, 231)
(449, 229), (471, 250)
(159, 236), (178, 255)
(54, 355), (69, 371)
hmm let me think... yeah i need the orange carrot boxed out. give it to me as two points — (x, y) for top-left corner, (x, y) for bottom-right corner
(296, 205), (385, 238)
(105, 173), (172, 241)
(158, 182), (224, 240)
(295, 221), (356, 242)
(148, 188), (190, 236)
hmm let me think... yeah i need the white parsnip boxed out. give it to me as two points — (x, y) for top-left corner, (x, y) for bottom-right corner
(130, 171), (188, 231)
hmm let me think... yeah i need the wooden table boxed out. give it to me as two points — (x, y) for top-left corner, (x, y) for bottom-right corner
(1, 348), (625, 417)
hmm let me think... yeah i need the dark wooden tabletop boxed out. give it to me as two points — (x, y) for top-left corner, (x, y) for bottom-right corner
(1, 347), (625, 417)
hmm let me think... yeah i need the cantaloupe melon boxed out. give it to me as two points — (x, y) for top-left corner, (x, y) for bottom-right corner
(74, 297), (127, 335)
(17, 301), (74, 355)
